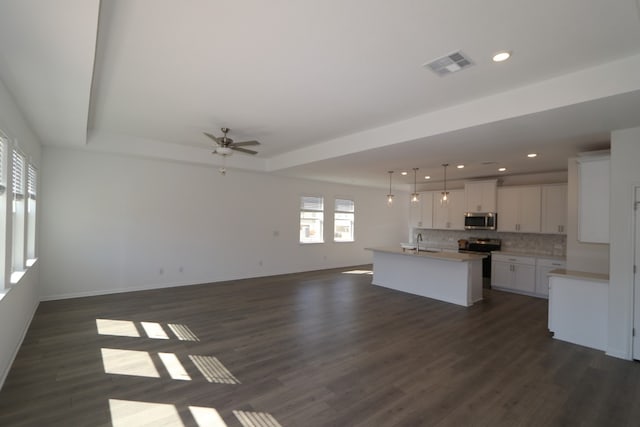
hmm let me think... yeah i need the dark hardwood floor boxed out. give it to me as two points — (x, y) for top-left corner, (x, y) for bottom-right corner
(1, 266), (640, 426)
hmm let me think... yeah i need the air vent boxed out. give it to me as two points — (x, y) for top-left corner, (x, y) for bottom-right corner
(423, 51), (473, 76)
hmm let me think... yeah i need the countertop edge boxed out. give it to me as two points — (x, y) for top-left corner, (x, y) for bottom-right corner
(548, 268), (609, 283)
(365, 247), (486, 262)
(491, 250), (566, 261)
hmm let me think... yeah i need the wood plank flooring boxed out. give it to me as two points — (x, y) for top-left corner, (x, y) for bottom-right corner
(2, 266), (640, 426)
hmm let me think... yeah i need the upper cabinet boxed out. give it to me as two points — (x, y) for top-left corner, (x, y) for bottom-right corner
(497, 186), (541, 233)
(409, 191), (434, 229)
(577, 155), (610, 243)
(465, 179), (497, 213)
(433, 189), (465, 230)
(541, 184), (567, 234)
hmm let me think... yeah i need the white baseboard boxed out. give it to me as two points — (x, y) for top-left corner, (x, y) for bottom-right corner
(605, 348), (632, 360)
(39, 280), (205, 301)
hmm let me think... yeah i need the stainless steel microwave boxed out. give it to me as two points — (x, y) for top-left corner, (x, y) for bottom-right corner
(464, 212), (497, 230)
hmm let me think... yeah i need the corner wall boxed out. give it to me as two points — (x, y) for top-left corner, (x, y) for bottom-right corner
(39, 146), (409, 299)
(608, 126), (640, 359)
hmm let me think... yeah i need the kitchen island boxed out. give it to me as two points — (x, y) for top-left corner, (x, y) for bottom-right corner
(366, 247), (486, 307)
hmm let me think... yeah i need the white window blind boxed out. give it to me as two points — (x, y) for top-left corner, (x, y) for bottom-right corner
(27, 164), (37, 199)
(301, 196), (323, 211)
(335, 198), (354, 212)
(12, 150), (25, 198)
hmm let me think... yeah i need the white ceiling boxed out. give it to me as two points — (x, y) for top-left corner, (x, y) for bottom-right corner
(1, 0), (640, 188)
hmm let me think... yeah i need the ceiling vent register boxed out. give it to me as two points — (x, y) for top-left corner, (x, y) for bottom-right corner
(424, 51), (473, 76)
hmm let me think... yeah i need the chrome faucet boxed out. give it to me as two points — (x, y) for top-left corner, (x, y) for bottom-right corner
(415, 233), (423, 253)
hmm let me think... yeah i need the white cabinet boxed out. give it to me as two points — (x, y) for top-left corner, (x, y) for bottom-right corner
(409, 191), (434, 229)
(535, 258), (566, 297)
(465, 180), (497, 212)
(433, 189), (465, 230)
(541, 184), (567, 234)
(577, 155), (610, 243)
(497, 186), (541, 233)
(491, 254), (536, 294)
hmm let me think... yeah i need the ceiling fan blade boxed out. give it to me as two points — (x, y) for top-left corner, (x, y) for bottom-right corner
(203, 132), (222, 143)
(232, 146), (258, 155)
(231, 140), (260, 147)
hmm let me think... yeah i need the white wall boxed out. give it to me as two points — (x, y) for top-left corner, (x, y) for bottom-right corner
(608, 127), (640, 359)
(0, 264), (39, 386)
(566, 157), (609, 274)
(0, 77), (42, 388)
(39, 147), (408, 299)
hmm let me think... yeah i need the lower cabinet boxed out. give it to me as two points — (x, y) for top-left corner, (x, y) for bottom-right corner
(492, 254), (536, 294)
(535, 258), (567, 297)
(492, 253), (566, 298)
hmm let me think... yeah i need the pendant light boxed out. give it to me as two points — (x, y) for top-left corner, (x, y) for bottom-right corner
(440, 163), (449, 205)
(386, 171), (394, 206)
(411, 168), (419, 203)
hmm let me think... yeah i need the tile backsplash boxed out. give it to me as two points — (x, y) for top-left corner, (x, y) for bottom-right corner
(411, 228), (566, 257)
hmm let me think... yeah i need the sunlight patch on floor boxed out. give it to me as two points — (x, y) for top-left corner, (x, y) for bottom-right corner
(341, 269), (373, 275)
(109, 399), (183, 427)
(189, 406), (228, 426)
(168, 323), (200, 341)
(96, 319), (140, 337)
(233, 410), (283, 427)
(141, 321), (170, 339)
(189, 355), (240, 384)
(101, 348), (160, 378)
(159, 352), (191, 381)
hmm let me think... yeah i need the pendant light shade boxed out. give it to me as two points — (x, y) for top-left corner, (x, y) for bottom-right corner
(386, 171), (394, 206)
(441, 163), (449, 205)
(411, 168), (419, 203)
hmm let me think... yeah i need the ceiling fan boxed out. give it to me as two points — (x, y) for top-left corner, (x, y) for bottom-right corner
(204, 127), (260, 156)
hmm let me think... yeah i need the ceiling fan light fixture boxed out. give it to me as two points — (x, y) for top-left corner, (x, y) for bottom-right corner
(216, 146), (233, 156)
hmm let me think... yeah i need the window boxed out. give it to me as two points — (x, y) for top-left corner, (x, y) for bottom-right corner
(26, 164), (37, 262)
(299, 196), (324, 244)
(334, 198), (355, 242)
(12, 150), (25, 272)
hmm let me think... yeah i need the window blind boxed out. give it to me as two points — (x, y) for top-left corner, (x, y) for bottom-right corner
(27, 164), (37, 199)
(12, 150), (25, 197)
(335, 198), (354, 212)
(301, 196), (323, 211)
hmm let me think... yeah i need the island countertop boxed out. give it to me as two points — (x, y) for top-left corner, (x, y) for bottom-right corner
(366, 247), (487, 262)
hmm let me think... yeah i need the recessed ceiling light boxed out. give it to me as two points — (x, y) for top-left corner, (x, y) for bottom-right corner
(424, 175), (431, 180)
(401, 171), (408, 175)
(492, 51), (511, 62)
(498, 167), (507, 172)
(457, 164), (464, 169)
(527, 153), (537, 158)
